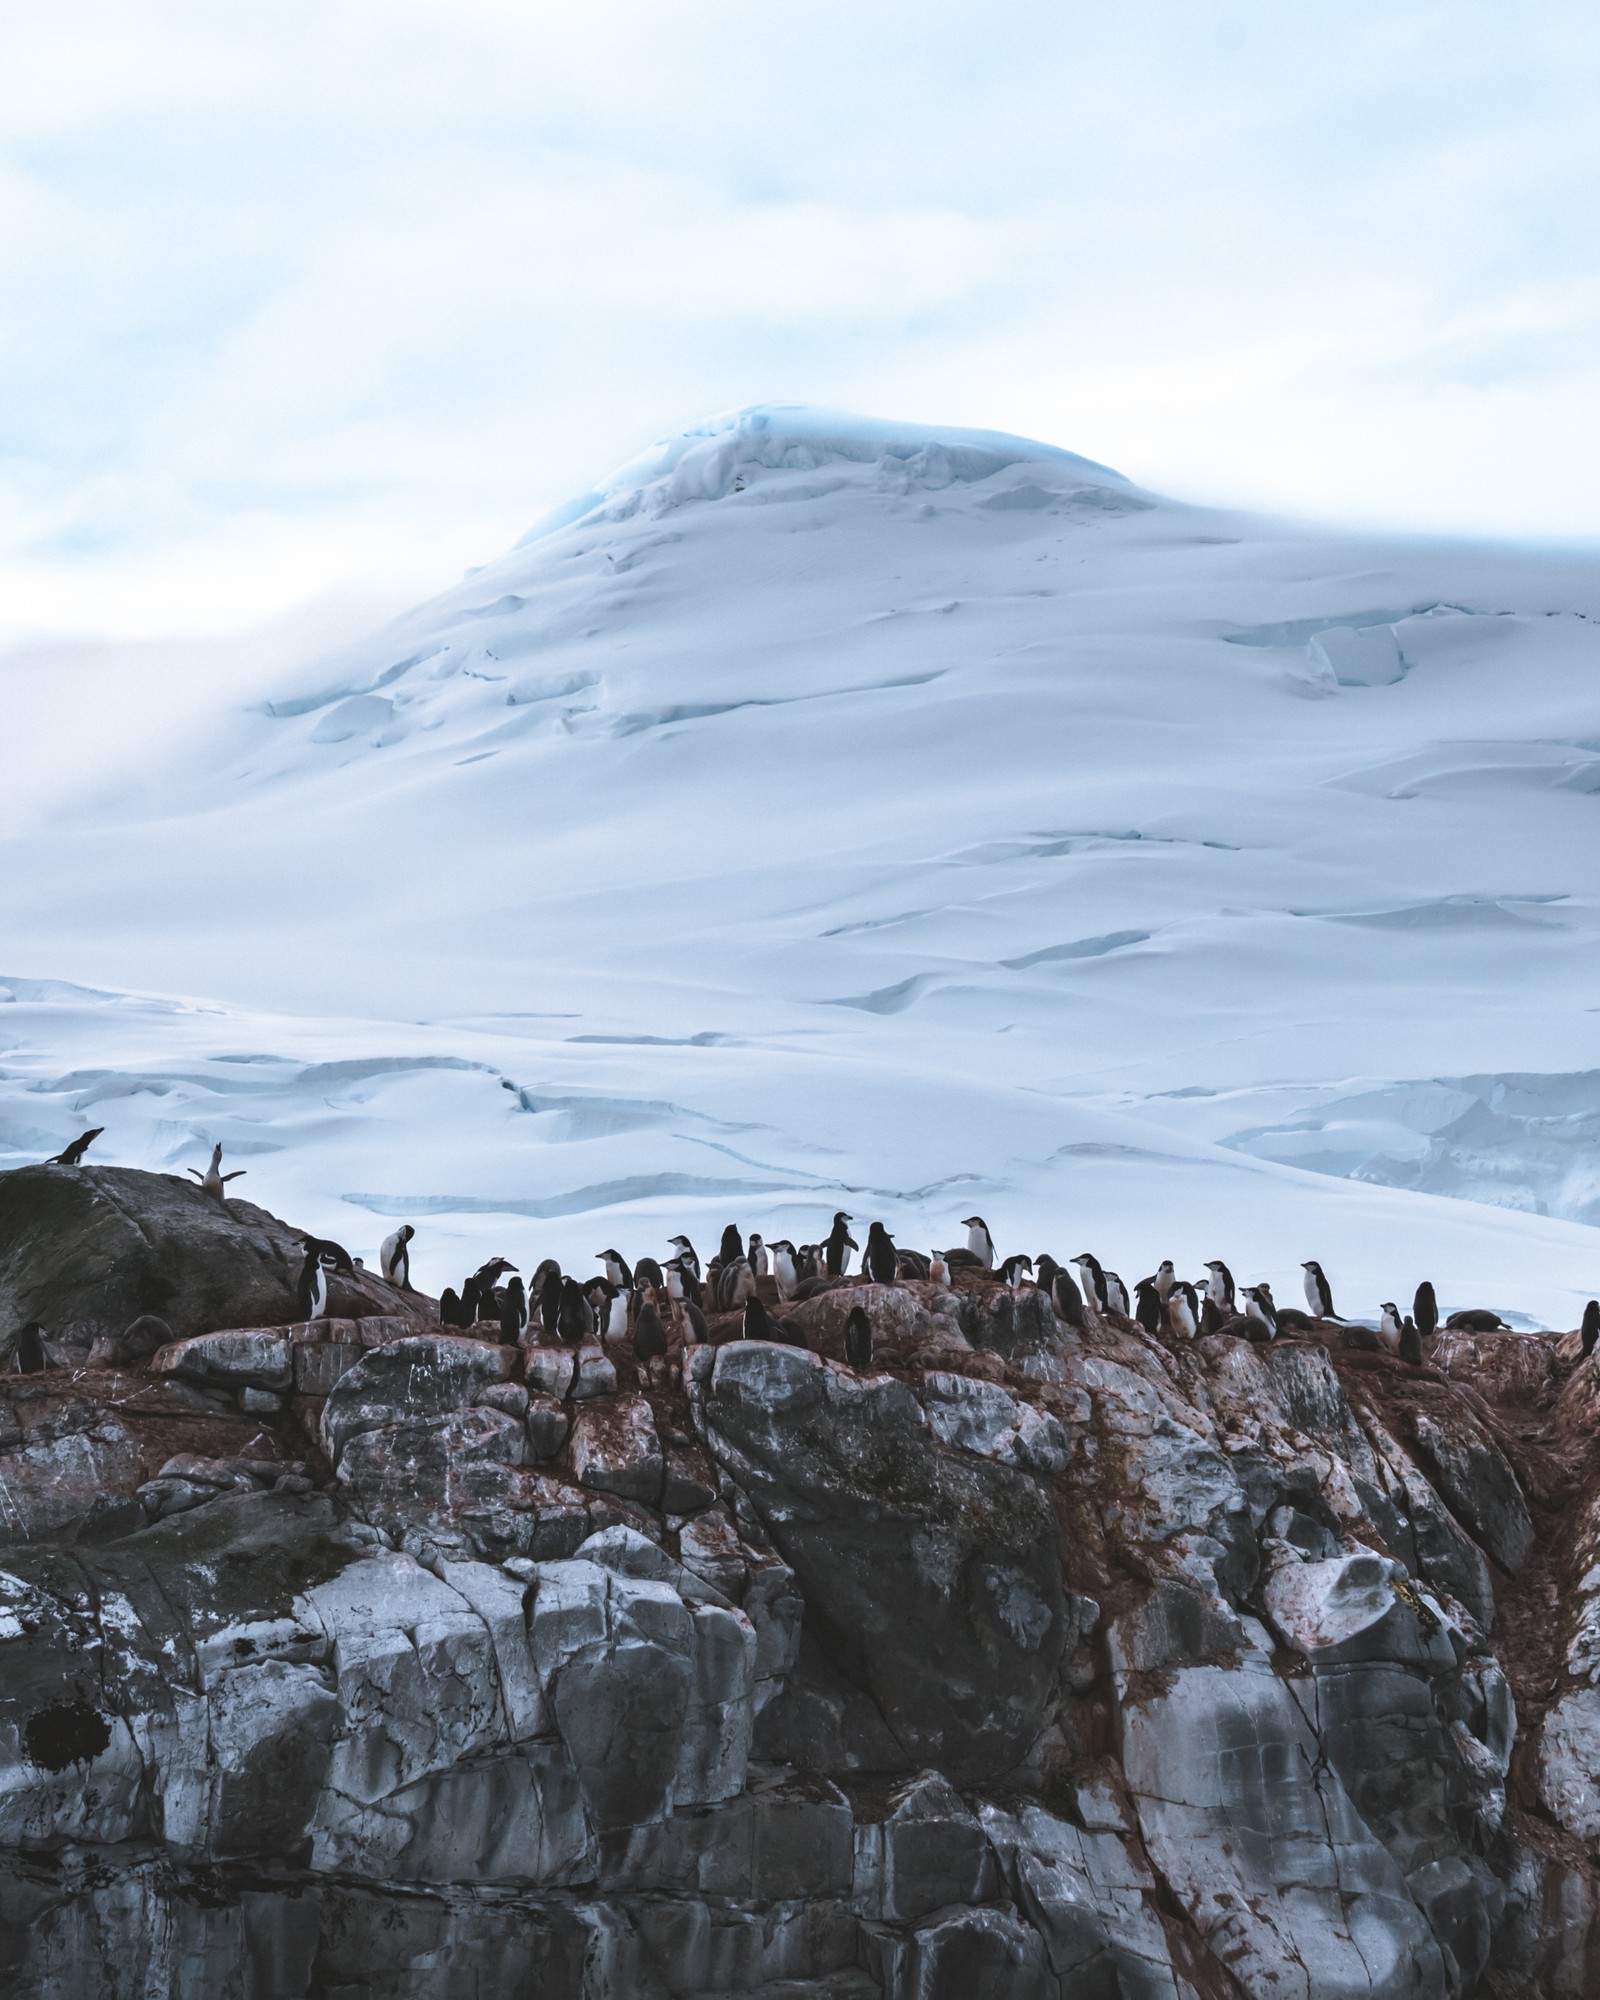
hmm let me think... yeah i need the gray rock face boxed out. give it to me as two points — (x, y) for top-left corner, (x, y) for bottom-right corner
(693, 1342), (1067, 1781)
(0, 1164), (428, 1351)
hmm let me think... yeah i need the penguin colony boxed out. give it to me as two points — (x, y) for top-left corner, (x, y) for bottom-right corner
(12, 1136), (1599, 1376)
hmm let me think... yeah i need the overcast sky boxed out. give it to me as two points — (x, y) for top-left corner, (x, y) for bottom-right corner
(3, 0), (1597, 643)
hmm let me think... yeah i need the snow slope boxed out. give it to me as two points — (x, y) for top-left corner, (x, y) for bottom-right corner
(2, 405), (1598, 1322)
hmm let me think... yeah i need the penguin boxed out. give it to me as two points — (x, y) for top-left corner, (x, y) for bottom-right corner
(999, 1254), (1035, 1290)
(539, 1266), (565, 1341)
(597, 1249), (633, 1290)
(863, 1222), (897, 1286)
(633, 1295), (668, 1366)
(844, 1306), (873, 1369)
(298, 1247), (331, 1321)
(1071, 1254), (1110, 1313)
(823, 1212), (857, 1279)
(1034, 1254), (1061, 1294)
(683, 1299), (710, 1346)
(667, 1236), (700, 1282)
(1243, 1284), (1278, 1340)
(1582, 1300), (1600, 1360)
(1103, 1270), (1131, 1317)
(11, 1322), (48, 1373)
(795, 1244), (823, 1285)
(715, 1222), (742, 1267)
(769, 1241), (800, 1301)
(1301, 1261), (1338, 1320)
(558, 1277), (595, 1348)
(1399, 1315), (1423, 1367)
(666, 1256), (704, 1311)
(1377, 1303), (1405, 1353)
(459, 1276), (484, 1327)
(603, 1282), (630, 1344)
(635, 1255), (667, 1294)
(380, 1224), (415, 1288)
(895, 1249), (932, 1281)
(1050, 1267), (1088, 1330)
(1133, 1278), (1162, 1333)
(1203, 1262), (1236, 1313)
(499, 1276), (528, 1345)
(439, 1287), (466, 1328)
(715, 1257), (757, 1312)
(1444, 1308), (1508, 1333)
(743, 1295), (803, 1347)
(1343, 1323), (1382, 1352)
(1274, 1308), (1317, 1334)
(747, 1234), (769, 1278)
(1413, 1281), (1439, 1342)
(1200, 1296), (1227, 1337)
(48, 1128), (103, 1168)
(1166, 1281), (1199, 1340)
(961, 1217), (996, 1270)
(1153, 1259), (1177, 1301)
(186, 1143), (246, 1204)
(929, 1250), (951, 1287)
(473, 1257), (517, 1294)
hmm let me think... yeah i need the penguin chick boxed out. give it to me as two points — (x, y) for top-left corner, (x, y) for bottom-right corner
(895, 1249), (932, 1281)
(1413, 1281), (1439, 1341)
(718, 1222), (744, 1267)
(48, 1128), (103, 1168)
(823, 1212), (858, 1279)
(864, 1222), (897, 1286)
(380, 1223), (415, 1288)
(537, 1264), (564, 1340)
(1582, 1299), (1600, 1360)
(1399, 1315), (1423, 1367)
(439, 1287), (466, 1328)
(929, 1250), (951, 1287)
(1050, 1267), (1088, 1330)
(961, 1216), (996, 1269)
(186, 1142), (246, 1204)
(633, 1297), (668, 1365)
(1444, 1308), (1508, 1333)
(715, 1257), (757, 1312)
(558, 1277), (594, 1348)
(683, 1300), (710, 1346)
(844, 1306), (873, 1370)
(1301, 1260), (1338, 1320)
(743, 1295), (803, 1347)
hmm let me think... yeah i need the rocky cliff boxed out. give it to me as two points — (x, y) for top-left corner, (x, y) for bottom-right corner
(1, 1166), (1598, 1997)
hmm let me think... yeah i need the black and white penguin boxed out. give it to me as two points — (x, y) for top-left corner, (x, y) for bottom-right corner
(499, 1276), (528, 1345)
(1133, 1278), (1162, 1333)
(961, 1217), (996, 1270)
(1071, 1254), (1110, 1313)
(473, 1257), (517, 1296)
(380, 1224), (415, 1288)
(999, 1253), (1034, 1290)
(538, 1265), (565, 1341)
(1413, 1281), (1439, 1341)
(1167, 1281), (1199, 1340)
(929, 1249), (951, 1287)
(823, 1213), (857, 1279)
(1582, 1300), (1600, 1360)
(1399, 1316), (1423, 1367)
(633, 1295), (668, 1365)
(769, 1240), (800, 1301)
(748, 1234), (769, 1277)
(684, 1299), (710, 1346)
(1048, 1267), (1087, 1329)
(795, 1244), (823, 1285)
(1104, 1270), (1131, 1316)
(1301, 1261), (1338, 1320)
(672, 1257), (705, 1310)
(597, 1248), (633, 1291)
(187, 1142), (246, 1204)
(439, 1287), (466, 1328)
(459, 1276), (484, 1327)
(48, 1128), (103, 1168)
(1150, 1260), (1176, 1301)
(864, 1223), (897, 1286)
(718, 1222), (744, 1268)
(11, 1322), (48, 1373)
(844, 1306), (873, 1369)
(895, 1249), (933, 1281)
(298, 1247), (330, 1321)
(1243, 1284), (1278, 1340)
(1444, 1308), (1508, 1333)
(743, 1295), (802, 1346)
(715, 1258), (757, 1312)
(1377, 1303), (1404, 1353)
(558, 1277), (595, 1348)
(1203, 1262), (1236, 1313)
(666, 1236), (700, 1282)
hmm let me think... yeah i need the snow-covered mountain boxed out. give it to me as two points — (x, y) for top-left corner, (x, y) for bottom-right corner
(3, 405), (1598, 1320)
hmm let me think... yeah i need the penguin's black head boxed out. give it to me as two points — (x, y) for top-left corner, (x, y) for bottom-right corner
(401, 1224), (415, 1244)
(962, 1216), (986, 1229)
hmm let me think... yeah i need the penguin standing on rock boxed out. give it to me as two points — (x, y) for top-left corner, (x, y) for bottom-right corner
(380, 1224), (415, 1288)
(1167, 1281), (1199, 1340)
(1150, 1260), (1177, 1301)
(1580, 1300), (1599, 1360)
(1133, 1278), (1162, 1333)
(999, 1254), (1034, 1290)
(715, 1257), (757, 1312)
(48, 1128), (103, 1168)
(1301, 1261), (1339, 1320)
(558, 1277), (594, 1348)
(187, 1143), (247, 1205)
(718, 1223), (744, 1268)
(1377, 1303), (1405, 1353)
(1243, 1284), (1278, 1340)
(10, 1323), (49, 1373)
(769, 1241), (800, 1301)
(744, 1295), (802, 1347)
(961, 1217), (996, 1270)
(844, 1306), (873, 1369)
(1049, 1266), (1088, 1330)
(823, 1213), (857, 1279)
(747, 1234), (769, 1277)
(499, 1276), (528, 1346)
(597, 1249), (633, 1291)
(633, 1294), (668, 1366)
(298, 1237), (355, 1321)
(1204, 1262), (1236, 1314)
(667, 1237), (701, 1283)
(895, 1249), (932, 1280)
(439, 1287), (466, 1328)
(1399, 1315), (1423, 1367)
(1414, 1282), (1439, 1341)
(1071, 1254), (1111, 1313)
(864, 1223), (897, 1286)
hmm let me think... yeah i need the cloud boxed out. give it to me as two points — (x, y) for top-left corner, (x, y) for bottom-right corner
(1, 0), (1597, 642)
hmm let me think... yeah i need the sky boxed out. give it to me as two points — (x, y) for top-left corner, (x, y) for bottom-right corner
(2, 0), (1598, 646)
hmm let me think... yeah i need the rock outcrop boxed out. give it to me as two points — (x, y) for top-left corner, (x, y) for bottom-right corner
(3, 1167), (1600, 1996)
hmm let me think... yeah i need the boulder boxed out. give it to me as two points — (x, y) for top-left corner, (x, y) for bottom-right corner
(321, 1335), (516, 1465)
(0, 1164), (430, 1354)
(569, 1396), (664, 1507)
(694, 1342), (1066, 1781)
(149, 1327), (294, 1393)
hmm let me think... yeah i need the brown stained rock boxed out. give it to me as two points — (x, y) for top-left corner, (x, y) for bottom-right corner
(149, 1327), (295, 1394)
(568, 1395), (664, 1507)
(320, 1335), (516, 1465)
